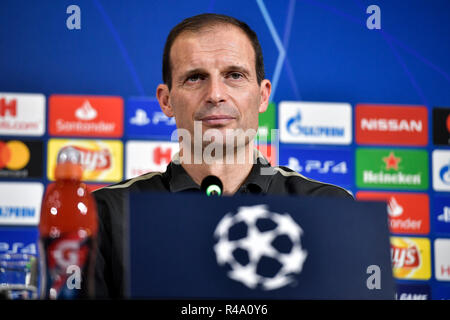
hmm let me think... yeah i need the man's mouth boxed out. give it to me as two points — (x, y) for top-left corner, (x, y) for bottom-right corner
(199, 115), (236, 126)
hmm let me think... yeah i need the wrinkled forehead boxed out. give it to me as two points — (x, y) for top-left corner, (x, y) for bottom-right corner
(169, 24), (256, 72)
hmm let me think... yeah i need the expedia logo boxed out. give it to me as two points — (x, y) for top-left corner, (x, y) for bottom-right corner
(0, 97), (17, 117)
(0, 93), (46, 136)
(125, 141), (178, 179)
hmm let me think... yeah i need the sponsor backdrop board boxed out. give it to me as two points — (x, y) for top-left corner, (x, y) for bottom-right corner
(49, 95), (124, 138)
(2, 98), (449, 299)
(47, 139), (123, 182)
(0, 0), (450, 299)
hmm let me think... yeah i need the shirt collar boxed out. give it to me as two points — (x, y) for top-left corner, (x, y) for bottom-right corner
(167, 149), (274, 194)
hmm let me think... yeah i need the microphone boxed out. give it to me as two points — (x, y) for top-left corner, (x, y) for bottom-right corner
(201, 175), (223, 196)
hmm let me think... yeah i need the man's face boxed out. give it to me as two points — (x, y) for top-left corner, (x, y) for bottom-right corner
(157, 24), (271, 149)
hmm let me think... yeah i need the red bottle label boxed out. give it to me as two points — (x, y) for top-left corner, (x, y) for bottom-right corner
(43, 231), (94, 299)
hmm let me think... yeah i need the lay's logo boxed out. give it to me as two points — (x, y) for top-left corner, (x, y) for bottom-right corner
(71, 146), (111, 171)
(391, 242), (420, 269)
(390, 237), (430, 280)
(47, 139), (123, 182)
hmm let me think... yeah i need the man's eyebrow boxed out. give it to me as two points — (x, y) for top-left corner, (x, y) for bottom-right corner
(180, 68), (207, 79)
(179, 65), (251, 80)
(224, 65), (251, 75)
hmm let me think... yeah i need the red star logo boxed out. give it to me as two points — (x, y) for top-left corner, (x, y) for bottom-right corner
(383, 152), (401, 170)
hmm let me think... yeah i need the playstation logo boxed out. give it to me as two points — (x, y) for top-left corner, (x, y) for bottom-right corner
(438, 206), (450, 223)
(130, 108), (150, 126)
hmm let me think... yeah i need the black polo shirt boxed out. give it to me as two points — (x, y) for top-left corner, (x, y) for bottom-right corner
(92, 158), (353, 298)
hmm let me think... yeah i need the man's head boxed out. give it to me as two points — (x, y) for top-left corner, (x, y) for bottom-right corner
(162, 14), (266, 90)
(156, 13), (271, 156)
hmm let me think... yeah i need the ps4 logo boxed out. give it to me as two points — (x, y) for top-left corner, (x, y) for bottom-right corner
(438, 206), (450, 223)
(288, 157), (348, 174)
(0, 242), (37, 254)
(130, 109), (175, 127)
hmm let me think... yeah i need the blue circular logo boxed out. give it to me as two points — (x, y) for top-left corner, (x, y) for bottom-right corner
(286, 112), (302, 135)
(439, 165), (450, 185)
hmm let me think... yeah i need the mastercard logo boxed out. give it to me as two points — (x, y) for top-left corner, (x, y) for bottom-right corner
(0, 140), (30, 170)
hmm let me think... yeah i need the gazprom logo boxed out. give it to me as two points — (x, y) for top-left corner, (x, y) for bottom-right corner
(286, 112), (345, 137)
(439, 163), (450, 185)
(279, 101), (352, 145)
(0, 182), (43, 225)
(0, 206), (36, 218)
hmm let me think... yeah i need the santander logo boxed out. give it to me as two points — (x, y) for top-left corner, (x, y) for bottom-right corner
(356, 191), (430, 235)
(388, 197), (404, 218)
(75, 101), (97, 121)
(49, 95), (123, 138)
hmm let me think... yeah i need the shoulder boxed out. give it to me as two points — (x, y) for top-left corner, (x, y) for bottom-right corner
(93, 171), (168, 213)
(95, 171), (166, 197)
(269, 166), (354, 199)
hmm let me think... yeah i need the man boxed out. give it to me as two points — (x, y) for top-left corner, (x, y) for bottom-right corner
(92, 13), (352, 298)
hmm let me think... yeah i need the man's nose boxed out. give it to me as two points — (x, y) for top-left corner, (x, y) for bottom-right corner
(206, 77), (226, 105)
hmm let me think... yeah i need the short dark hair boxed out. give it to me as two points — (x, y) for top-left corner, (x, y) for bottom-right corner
(162, 13), (265, 90)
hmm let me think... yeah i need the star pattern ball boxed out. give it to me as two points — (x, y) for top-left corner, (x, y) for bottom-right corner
(213, 205), (307, 290)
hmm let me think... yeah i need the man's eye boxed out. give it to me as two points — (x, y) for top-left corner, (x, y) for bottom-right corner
(229, 72), (243, 80)
(186, 74), (204, 82)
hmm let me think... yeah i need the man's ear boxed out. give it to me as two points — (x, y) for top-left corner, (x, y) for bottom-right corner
(258, 79), (272, 113)
(156, 84), (174, 117)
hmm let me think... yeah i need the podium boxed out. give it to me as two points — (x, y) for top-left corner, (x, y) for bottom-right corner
(126, 192), (395, 299)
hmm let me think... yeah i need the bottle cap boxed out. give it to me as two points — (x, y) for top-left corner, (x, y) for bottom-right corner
(54, 146), (83, 180)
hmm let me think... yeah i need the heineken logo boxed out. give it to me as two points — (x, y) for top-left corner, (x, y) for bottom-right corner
(383, 152), (401, 170)
(356, 148), (428, 190)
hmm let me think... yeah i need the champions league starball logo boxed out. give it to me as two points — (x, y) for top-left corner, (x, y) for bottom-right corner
(213, 205), (307, 291)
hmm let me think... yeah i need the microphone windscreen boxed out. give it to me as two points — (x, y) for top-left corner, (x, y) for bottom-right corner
(200, 175), (223, 196)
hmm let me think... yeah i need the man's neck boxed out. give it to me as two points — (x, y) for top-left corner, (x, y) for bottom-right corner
(180, 144), (255, 195)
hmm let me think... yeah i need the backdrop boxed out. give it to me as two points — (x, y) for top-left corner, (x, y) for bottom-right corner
(0, 0), (449, 300)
